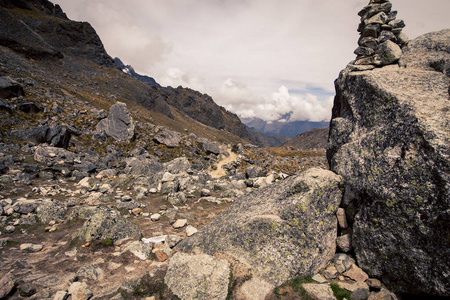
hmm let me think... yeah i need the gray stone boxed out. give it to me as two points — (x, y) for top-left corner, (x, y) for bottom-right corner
(0, 272), (15, 298)
(351, 288), (371, 300)
(302, 283), (336, 300)
(185, 225), (198, 237)
(336, 207), (348, 229)
(153, 129), (181, 148)
(177, 168), (343, 286)
(197, 138), (220, 155)
(172, 219), (187, 229)
(95, 102), (135, 142)
(20, 243), (44, 252)
(76, 208), (141, 242)
(4, 225), (15, 233)
(165, 252), (230, 300)
(36, 200), (67, 223)
(344, 265), (369, 283)
(125, 155), (163, 176)
(0, 98), (13, 113)
(33, 145), (76, 165)
(164, 157), (191, 174)
(67, 281), (93, 300)
(53, 290), (68, 300)
(15, 125), (76, 149)
(376, 40), (402, 65)
(337, 234), (352, 252)
(328, 30), (450, 296)
(121, 241), (153, 260)
(0, 76), (24, 99)
(245, 165), (267, 178)
(76, 264), (104, 281)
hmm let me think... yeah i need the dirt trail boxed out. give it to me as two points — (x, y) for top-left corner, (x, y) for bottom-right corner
(209, 148), (238, 178)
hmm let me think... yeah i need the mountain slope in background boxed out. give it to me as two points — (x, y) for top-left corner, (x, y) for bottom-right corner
(114, 57), (161, 87)
(242, 117), (329, 138)
(282, 127), (329, 150)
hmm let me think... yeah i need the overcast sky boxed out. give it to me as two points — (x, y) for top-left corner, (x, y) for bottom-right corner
(55, 0), (449, 122)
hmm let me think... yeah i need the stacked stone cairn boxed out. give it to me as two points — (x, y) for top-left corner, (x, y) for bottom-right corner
(353, 0), (408, 67)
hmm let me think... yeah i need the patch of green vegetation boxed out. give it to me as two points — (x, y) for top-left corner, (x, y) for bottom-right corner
(226, 270), (234, 300)
(23, 156), (37, 164)
(239, 274), (253, 287)
(69, 237), (79, 247)
(7, 240), (20, 247)
(102, 238), (113, 247)
(273, 275), (315, 299)
(330, 283), (352, 300)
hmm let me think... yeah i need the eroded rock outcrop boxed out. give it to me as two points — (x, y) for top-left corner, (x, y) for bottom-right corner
(327, 29), (450, 296)
(95, 102), (135, 143)
(177, 168), (343, 290)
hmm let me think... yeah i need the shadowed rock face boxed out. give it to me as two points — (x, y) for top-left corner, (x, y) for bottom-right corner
(177, 168), (343, 287)
(327, 29), (450, 296)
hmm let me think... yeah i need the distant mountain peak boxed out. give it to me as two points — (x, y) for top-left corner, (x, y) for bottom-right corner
(114, 57), (161, 87)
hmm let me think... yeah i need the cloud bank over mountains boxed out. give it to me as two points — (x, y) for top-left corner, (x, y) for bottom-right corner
(57, 0), (450, 122)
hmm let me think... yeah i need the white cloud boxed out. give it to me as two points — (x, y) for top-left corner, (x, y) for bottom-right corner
(56, 0), (450, 122)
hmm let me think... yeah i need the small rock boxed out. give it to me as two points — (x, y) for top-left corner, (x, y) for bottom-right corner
(121, 241), (153, 260)
(344, 265), (369, 282)
(338, 281), (370, 293)
(18, 282), (37, 297)
(68, 281), (93, 300)
(336, 208), (348, 229)
(150, 213), (161, 221)
(368, 289), (395, 300)
(131, 208), (142, 216)
(4, 225), (15, 233)
(185, 225), (198, 237)
(312, 273), (328, 283)
(351, 288), (371, 300)
(172, 219), (187, 229)
(366, 278), (382, 290)
(153, 250), (168, 262)
(0, 272), (15, 299)
(53, 290), (68, 300)
(337, 234), (352, 252)
(302, 283), (336, 300)
(20, 243), (44, 253)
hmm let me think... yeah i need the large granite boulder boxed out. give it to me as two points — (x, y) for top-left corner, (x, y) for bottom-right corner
(15, 124), (77, 149)
(76, 208), (141, 242)
(327, 29), (450, 296)
(177, 168), (343, 289)
(152, 129), (182, 148)
(95, 102), (135, 143)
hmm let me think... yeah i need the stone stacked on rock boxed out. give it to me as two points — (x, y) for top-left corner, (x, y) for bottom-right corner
(354, 0), (408, 67)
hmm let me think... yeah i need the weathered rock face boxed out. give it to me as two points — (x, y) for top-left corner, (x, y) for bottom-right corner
(327, 30), (450, 296)
(76, 208), (141, 242)
(0, 76), (24, 98)
(95, 102), (135, 143)
(165, 252), (231, 300)
(177, 168), (343, 288)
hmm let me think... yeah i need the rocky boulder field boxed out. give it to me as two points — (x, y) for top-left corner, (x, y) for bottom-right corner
(0, 0), (449, 299)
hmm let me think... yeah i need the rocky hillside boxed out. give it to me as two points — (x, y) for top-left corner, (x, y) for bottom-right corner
(0, 0), (329, 299)
(114, 58), (161, 87)
(242, 117), (329, 138)
(0, 0), (448, 299)
(113, 58), (254, 143)
(282, 127), (329, 150)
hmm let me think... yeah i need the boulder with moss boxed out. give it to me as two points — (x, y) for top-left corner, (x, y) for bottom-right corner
(327, 29), (450, 296)
(177, 168), (343, 290)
